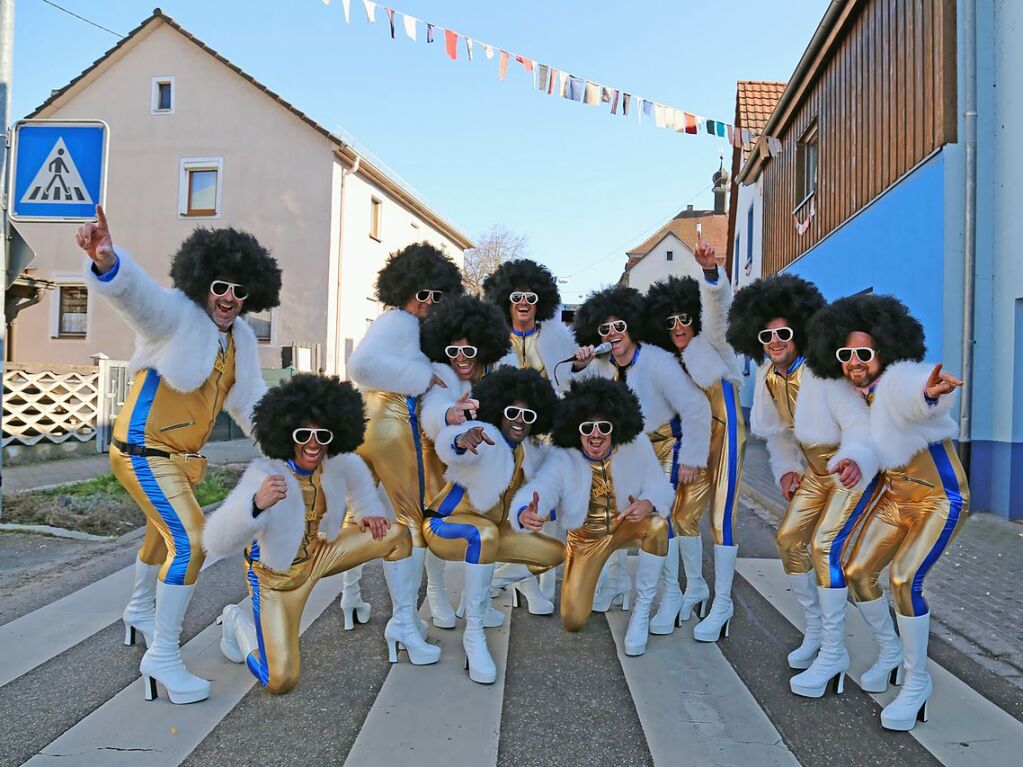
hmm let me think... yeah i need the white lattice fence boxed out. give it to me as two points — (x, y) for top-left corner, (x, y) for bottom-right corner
(2, 363), (99, 447)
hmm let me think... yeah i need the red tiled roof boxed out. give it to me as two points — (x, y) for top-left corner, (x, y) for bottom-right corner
(623, 208), (728, 277)
(736, 80), (786, 159)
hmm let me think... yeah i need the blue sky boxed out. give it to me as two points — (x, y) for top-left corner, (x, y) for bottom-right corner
(12, 0), (827, 300)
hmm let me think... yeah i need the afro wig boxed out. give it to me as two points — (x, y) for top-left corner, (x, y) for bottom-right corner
(169, 227), (282, 314)
(551, 377), (645, 449)
(805, 293), (926, 379)
(643, 276), (703, 352)
(482, 259), (562, 323)
(471, 367), (557, 436)
(726, 274), (826, 363)
(420, 295), (512, 366)
(374, 241), (464, 308)
(573, 285), (647, 348)
(252, 374), (366, 460)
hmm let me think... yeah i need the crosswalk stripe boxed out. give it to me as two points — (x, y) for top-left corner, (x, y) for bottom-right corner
(22, 577), (343, 767)
(343, 566), (511, 767)
(736, 557), (1023, 765)
(605, 557), (800, 767)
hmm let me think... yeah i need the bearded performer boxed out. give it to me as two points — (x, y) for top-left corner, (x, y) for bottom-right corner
(509, 378), (673, 656)
(572, 286), (711, 616)
(346, 243), (463, 635)
(420, 295), (515, 626)
(206, 375), (439, 695)
(482, 258), (582, 607)
(808, 294), (968, 731)
(426, 367), (564, 683)
(76, 206), (280, 704)
(643, 242), (747, 642)
(728, 275), (881, 697)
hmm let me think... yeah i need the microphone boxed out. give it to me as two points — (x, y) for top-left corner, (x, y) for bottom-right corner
(557, 341), (613, 366)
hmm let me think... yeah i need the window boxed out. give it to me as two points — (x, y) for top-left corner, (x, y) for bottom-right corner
(247, 309), (273, 343)
(666, 250), (674, 262)
(745, 206), (754, 275)
(795, 120), (818, 207)
(733, 234), (741, 284)
(178, 158), (223, 218)
(151, 76), (175, 114)
(56, 284), (88, 338)
(370, 197), (382, 240)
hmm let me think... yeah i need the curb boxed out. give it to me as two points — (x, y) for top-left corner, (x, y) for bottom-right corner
(0, 501), (222, 542)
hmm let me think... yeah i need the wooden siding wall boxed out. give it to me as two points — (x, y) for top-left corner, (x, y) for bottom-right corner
(760, 0), (957, 276)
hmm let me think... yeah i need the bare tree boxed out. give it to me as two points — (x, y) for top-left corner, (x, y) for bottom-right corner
(462, 225), (528, 296)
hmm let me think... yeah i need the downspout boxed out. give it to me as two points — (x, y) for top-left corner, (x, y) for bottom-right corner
(333, 153), (360, 377)
(958, 0), (977, 471)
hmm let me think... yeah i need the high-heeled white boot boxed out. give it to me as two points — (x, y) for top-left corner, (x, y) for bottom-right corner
(881, 613), (932, 731)
(383, 557), (441, 666)
(649, 537), (683, 634)
(538, 567), (557, 602)
(462, 562), (498, 684)
(140, 582), (211, 704)
(218, 604), (258, 664)
(510, 575), (555, 615)
(790, 586), (850, 698)
(679, 535), (710, 621)
(340, 565), (371, 631)
(786, 571), (822, 669)
(856, 597), (904, 692)
(592, 549), (631, 612)
(491, 562), (528, 594)
(425, 550), (457, 629)
(456, 559), (505, 627)
(694, 544), (737, 642)
(624, 551), (665, 656)
(123, 557), (159, 647)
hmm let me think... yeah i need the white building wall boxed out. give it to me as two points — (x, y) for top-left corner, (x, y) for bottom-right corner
(732, 178), (765, 289)
(626, 234), (703, 293)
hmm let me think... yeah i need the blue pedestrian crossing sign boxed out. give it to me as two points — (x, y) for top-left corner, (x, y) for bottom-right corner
(10, 120), (109, 222)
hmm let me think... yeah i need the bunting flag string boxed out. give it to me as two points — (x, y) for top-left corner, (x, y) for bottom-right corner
(318, 0), (781, 153)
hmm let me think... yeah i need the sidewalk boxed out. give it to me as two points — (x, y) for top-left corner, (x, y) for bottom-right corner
(1, 438), (260, 495)
(739, 437), (1023, 689)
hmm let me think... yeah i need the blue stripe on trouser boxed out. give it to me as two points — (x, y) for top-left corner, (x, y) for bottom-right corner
(667, 415), (683, 541)
(721, 382), (739, 547)
(127, 369), (192, 585)
(245, 541), (270, 686)
(437, 485), (466, 517)
(827, 474), (880, 588)
(909, 444), (965, 616)
(407, 396), (426, 508)
(428, 516), (483, 564)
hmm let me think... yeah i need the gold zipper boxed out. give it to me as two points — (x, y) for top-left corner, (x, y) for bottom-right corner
(159, 420), (194, 432)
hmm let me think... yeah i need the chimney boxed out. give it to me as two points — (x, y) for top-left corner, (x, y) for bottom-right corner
(712, 158), (729, 215)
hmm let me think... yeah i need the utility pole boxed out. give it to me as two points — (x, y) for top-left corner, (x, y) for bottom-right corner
(0, 0), (13, 518)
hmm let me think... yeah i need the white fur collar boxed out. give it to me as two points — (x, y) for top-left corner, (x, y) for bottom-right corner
(871, 360), (958, 469)
(348, 309), (435, 395)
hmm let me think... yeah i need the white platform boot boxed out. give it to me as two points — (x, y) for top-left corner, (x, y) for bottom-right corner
(786, 571), (823, 669)
(881, 613), (932, 731)
(122, 557), (159, 647)
(592, 549), (631, 612)
(339, 565), (372, 631)
(856, 597), (904, 692)
(383, 557), (442, 665)
(463, 562), (498, 684)
(790, 587), (850, 698)
(694, 544), (738, 642)
(624, 551), (665, 656)
(649, 537), (684, 634)
(140, 582), (211, 704)
(425, 549), (457, 629)
(679, 535), (710, 621)
(538, 567), (557, 602)
(218, 604), (258, 664)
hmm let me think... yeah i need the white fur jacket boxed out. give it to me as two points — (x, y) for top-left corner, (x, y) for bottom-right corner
(203, 454), (389, 572)
(84, 248), (265, 435)
(420, 355), (520, 441)
(509, 438), (674, 533)
(347, 309), (434, 396)
(751, 361), (879, 491)
(433, 420), (548, 516)
(526, 320), (580, 394)
(681, 270), (745, 389)
(578, 344), (712, 467)
(871, 361), (958, 470)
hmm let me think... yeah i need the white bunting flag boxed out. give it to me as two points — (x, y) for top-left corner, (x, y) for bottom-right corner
(341, 0), (351, 23)
(402, 14), (417, 40)
(363, 0), (376, 23)
(484, 43), (495, 59)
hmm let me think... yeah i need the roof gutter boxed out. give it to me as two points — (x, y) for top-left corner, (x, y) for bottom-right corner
(737, 0), (854, 185)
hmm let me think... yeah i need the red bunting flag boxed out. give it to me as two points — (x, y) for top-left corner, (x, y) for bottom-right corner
(498, 50), (509, 80)
(684, 112), (698, 134)
(444, 29), (458, 60)
(515, 55), (534, 73)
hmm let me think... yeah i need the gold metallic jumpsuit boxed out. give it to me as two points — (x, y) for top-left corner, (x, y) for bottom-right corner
(109, 338), (235, 586)
(244, 461), (411, 694)
(423, 442), (564, 569)
(510, 326), (548, 380)
(767, 358), (882, 589)
(357, 391), (444, 548)
(561, 450), (670, 631)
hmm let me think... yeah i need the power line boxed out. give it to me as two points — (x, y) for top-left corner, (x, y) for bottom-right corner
(39, 0), (123, 38)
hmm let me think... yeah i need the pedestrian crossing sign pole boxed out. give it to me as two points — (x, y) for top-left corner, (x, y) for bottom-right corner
(9, 119), (108, 222)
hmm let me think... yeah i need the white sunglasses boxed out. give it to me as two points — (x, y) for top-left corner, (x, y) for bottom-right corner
(510, 291), (539, 305)
(210, 280), (248, 300)
(665, 314), (693, 330)
(579, 420), (613, 436)
(415, 289), (444, 303)
(292, 428), (334, 445)
(503, 405), (538, 424)
(598, 320), (628, 337)
(836, 347), (876, 364)
(445, 345), (478, 359)
(758, 326), (794, 344)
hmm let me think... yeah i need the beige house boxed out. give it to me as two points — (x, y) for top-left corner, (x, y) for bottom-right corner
(11, 10), (472, 376)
